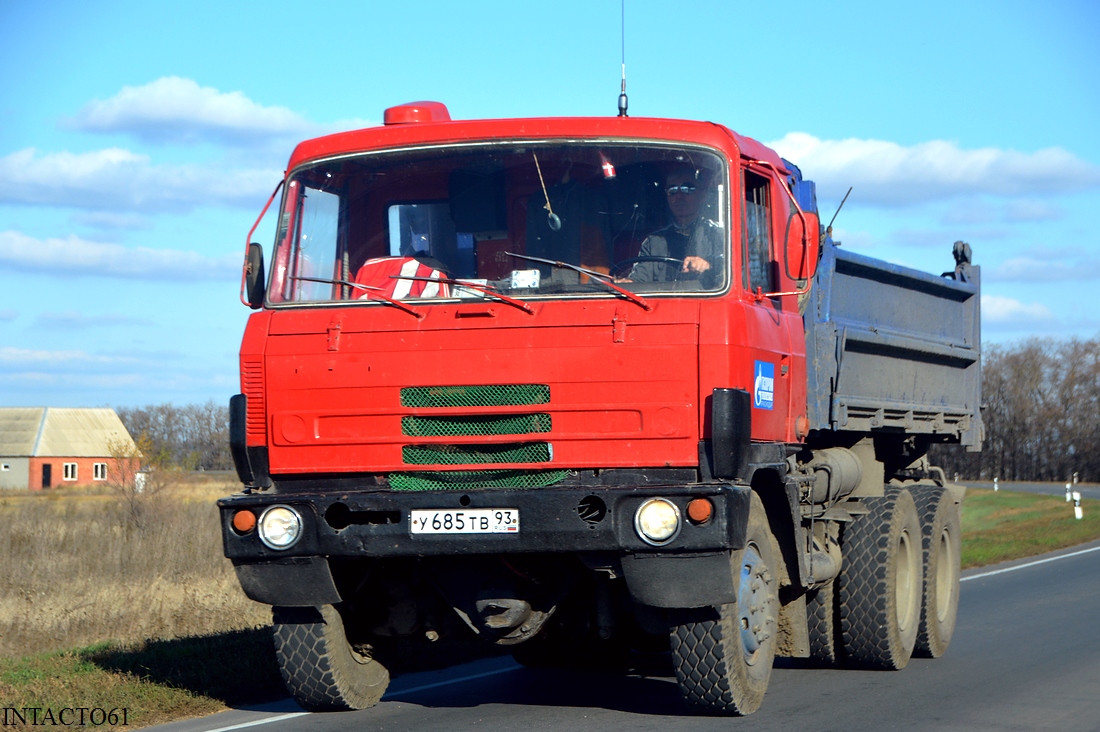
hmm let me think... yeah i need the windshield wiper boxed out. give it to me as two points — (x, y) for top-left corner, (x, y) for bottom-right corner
(289, 276), (424, 319)
(505, 253), (652, 311)
(391, 275), (534, 315)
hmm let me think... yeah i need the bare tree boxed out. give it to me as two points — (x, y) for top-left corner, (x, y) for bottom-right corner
(931, 335), (1100, 483)
(116, 401), (232, 471)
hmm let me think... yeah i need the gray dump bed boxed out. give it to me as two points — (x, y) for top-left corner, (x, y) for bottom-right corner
(804, 243), (983, 449)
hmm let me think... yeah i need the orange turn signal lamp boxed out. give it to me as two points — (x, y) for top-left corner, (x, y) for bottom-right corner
(686, 498), (713, 525)
(232, 509), (257, 534)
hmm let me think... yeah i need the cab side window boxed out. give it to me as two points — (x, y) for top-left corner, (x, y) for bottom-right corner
(743, 170), (774, 293)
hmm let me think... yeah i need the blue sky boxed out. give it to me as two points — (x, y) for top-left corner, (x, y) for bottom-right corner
(1, 0), (1098, 408)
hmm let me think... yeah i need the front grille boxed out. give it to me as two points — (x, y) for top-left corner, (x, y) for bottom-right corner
(402, 442), (552, 465)
(401, 384), (550, 408)
(389, 469), (569, 491)
(401, 413), (552, 437)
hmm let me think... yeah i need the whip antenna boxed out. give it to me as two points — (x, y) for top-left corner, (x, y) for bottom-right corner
(617, 0), (628, 116)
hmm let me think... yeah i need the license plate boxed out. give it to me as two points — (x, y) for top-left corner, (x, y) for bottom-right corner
(410, 509), (519, 534)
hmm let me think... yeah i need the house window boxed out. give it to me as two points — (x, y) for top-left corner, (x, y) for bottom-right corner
(63, 463), (78, 481)
(94, 463), (107, 480)
(1, 463), (9, 471)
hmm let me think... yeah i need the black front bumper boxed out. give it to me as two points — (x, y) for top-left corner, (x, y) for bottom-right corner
(220, 482), (750, 560)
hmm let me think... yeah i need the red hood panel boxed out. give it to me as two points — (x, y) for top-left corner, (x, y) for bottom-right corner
(263, 307), (699, 475)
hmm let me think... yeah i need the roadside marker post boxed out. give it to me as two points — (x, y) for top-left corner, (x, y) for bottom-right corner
(1066, 483), (1073, 502)
(1073, 492), (1083, 520)
(994, 477), (999, 492)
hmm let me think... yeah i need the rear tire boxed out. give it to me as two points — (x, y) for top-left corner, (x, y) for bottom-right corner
(837, 487), (922, 670)
(669, 492), (778, 715)
(911, 486), (962, 658)
(806, 579), (840, 666)
(273, 604), (390, 711)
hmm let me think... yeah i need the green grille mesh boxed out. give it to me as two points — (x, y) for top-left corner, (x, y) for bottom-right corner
(389, 469), (569, 491)
(402, 413), (552, 437)
(402, 442), (551, 465)
(401, 385), (550, 408)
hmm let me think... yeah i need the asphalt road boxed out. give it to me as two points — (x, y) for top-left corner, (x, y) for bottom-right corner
(154, 541), (1100, 732)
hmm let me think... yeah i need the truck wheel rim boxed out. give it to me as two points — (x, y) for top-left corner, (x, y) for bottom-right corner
(896, 530), (918, 632)
(935, 527), (955, 622)
(738, 544), (769, 664)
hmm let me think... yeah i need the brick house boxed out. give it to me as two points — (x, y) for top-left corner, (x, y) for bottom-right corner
(0, 408), (136, 490)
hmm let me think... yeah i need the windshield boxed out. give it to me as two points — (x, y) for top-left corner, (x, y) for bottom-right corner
(269, 142), (728, 305)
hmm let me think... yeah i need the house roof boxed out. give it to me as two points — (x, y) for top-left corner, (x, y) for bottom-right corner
(0, 408), (45, 456)
(0, 408), (136, 457)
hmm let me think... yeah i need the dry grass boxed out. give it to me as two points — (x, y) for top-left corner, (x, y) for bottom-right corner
(0, 477), (269, 660)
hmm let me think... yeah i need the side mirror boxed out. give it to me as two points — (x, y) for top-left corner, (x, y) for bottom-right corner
(784, 210), (820, 281)
(245, 242), (265, 308)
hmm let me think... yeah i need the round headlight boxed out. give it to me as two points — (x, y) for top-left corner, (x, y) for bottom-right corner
(258, 505), (303, 550)
(634, 498), (681, 546)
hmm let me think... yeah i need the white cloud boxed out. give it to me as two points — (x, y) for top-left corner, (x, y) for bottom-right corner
(892, 227), (1007, 248)
(981, 294), (1056, 325)
(1003, 200), (1064, 222)
(67, 77), (373, 147)
(70, 77), (315, 144)
(35, 311), (155, 329)
(939, 199), (1064, 226)
(0, 148), (279, 212)
(69, 212), (153, 230)
(828, 227), (880, 250)
(990, 255), (1100, 283)
(0, 230), (239, 281)
(768, 132), (1100, 206)
(940, 200), (998, 226)
(0, 347), (130, 365)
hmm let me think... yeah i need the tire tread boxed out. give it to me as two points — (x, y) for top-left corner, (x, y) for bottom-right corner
(273, 605), (389, 712)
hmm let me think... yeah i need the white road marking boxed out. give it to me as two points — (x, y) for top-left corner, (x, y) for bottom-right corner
(201, 713), (309, 732)
(962, 544), (1100, 582)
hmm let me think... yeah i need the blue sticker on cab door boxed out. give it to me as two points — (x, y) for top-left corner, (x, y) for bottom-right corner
(753, 361), (774, 410)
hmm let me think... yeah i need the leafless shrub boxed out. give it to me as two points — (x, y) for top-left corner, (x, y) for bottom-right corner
(106, 434), (182, 531)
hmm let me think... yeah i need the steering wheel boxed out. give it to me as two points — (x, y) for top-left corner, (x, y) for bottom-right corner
(609, 256), (685, 278)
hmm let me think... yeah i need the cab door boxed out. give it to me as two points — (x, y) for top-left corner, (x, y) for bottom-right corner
(739, 164), (797, 442)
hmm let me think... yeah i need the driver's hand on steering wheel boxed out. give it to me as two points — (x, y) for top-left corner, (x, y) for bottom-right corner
(682, 256), (710, 274)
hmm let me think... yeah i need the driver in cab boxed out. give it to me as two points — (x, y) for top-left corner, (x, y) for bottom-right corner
(624, 166), (723, 288)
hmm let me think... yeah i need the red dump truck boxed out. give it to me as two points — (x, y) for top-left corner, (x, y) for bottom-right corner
(220, 101), (981, 715)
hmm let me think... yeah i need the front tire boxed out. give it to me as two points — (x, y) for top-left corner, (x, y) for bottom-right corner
(911, 485), (962, 658)
(669, 492), (778, 715)
(837, 487), (923, 670)
(273, 604), (390, 711)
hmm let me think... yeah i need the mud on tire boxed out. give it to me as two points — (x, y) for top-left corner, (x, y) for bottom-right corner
(910, 485), (962, 658)
(669, 492), (779, 715)
(837, 486), (922, 670)
(273, 604), (390, 711)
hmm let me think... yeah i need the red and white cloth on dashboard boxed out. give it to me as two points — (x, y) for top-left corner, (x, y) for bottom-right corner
(353, 257), (449, 299)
